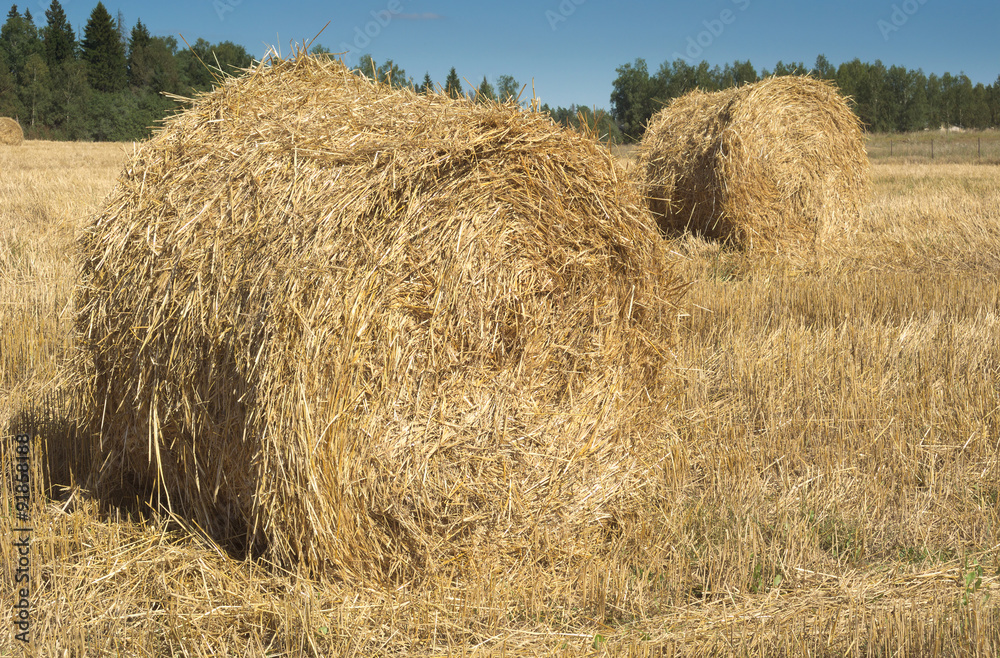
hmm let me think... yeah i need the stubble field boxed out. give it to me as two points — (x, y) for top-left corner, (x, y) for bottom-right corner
(2, 139), (1000, 656)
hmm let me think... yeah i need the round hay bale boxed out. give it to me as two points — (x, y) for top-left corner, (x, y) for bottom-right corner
(638, 76), (871, 248)
(0, 117), (23, 145)
(75, 54), (684, 583)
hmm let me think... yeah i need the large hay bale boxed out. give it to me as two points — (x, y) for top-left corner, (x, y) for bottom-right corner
(75, 54), (683, 583)
(638, 76), (871, 248)
(0, 117), (23, 145)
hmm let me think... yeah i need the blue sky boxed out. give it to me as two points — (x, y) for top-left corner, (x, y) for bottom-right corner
(35, 0), (1000, 109)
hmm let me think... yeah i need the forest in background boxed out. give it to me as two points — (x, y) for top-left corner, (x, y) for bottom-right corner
(2, 1), (998, 143)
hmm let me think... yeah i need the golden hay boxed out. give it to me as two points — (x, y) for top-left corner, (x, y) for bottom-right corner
(638, 76), (871, 248)
(74, 54), (684, 584)
(0, 116), (23, 145)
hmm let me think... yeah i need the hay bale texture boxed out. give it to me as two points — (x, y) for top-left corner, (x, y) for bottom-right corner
(0, 117), (23, 145)
(639, 76), (871, 248)
(75, 54), (683, 583)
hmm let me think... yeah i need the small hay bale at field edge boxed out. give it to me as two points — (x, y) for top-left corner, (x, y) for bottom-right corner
(75, 53), (684, 584)
(0, 116), (23, 145)
(638, 76), (871, 248)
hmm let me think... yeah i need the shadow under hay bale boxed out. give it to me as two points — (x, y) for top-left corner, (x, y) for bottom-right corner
(638, 76), (871, 249)
(0, 116), (24, 145)
(74, 53), (685, 584)
(5, 388), (88, 501)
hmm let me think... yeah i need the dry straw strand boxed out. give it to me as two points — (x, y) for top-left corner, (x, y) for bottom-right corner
(638, 76), (872, 249)
(74, 52), (685, 585)
(0, 116), (24, 145)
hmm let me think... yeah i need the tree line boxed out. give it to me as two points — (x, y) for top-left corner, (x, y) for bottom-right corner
(0, 0), (616, 144)
(0, 1), (251, 140)
(319, 47), (623, 143)
(4, 3), (997, 144)
(611, 55), (1000, 142)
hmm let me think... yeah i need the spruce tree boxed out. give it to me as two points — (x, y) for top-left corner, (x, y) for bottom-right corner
(82, 1), (126, 92)
(42, 0), (75, 67)
(444, 67), (461, 99)
(475, 76), (495, 102)
(1, 4), (42, 79)
(127, 18), (151, 89)
(419, 72), (433, 94)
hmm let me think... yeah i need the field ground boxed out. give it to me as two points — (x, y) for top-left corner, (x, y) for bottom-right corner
(2, 140), (1000, 655)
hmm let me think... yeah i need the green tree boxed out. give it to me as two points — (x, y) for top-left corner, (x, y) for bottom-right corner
(444, 67), (462, 99)
(475, 75), (495, 102)
(309, 43), (332, 57)
(145, 36), (182, 94)
(772, 60), (807, 77)
(354, 54), (378, 80)
(939, 72), (976, 127)
(50, 57), (90, 137)
(968, 82), (991, 130)
(656, 59), (702, 99)
(925, 73), (943, 128)
(836, 59), (871, 129)
(610, 58), (655, 141)
(722, 59), (757, 87)
(813, 54), (836, 80)
(176, 38), (251, 92)
(990, 76), (1000, 127)
(496, 74), (520, 102)
(376, 58), (409, 88)
(1, 5), (43, 82)
(42, 0), (74, 68)
(126, 18), (151, 89)
(19, 51), (49, 129)
(82, 1), (126, 92)
(0, 47), (23, 118)
(903, 70), (929, 131)
(418, 72), (433, 94)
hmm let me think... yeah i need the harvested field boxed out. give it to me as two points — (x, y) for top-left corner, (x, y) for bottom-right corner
(639, 76), (871, 249)
(3, 129), (1000, 655)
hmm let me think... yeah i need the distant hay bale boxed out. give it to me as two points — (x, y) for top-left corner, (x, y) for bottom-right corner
(638, 76), (871, 248)
(0, 117), (23, 145)
(75, 54), (683, 583)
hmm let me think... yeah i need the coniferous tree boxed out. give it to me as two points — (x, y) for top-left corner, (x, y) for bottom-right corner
(444, 67), (462, 99)
(126, 18), (152, 89)
(419, 72), (433, 94)
(42, 0), (75, 68)
(475, 75), (495, 102)
(1, 4), (42, 81)
(82, 1), (126, 92)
